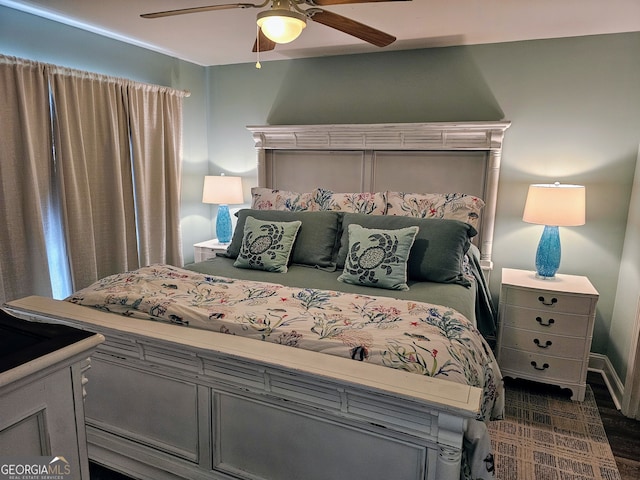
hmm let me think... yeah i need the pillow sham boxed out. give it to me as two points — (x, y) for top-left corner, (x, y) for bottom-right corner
(250, 187), (317, 212)
(224, 209), (342, 270)
(233, 216), (302, 273)
(385, 191), (484, 228)
(314, 188), (387, 215)
(338, 224), (418, 291)
(336, 213), (476, 287)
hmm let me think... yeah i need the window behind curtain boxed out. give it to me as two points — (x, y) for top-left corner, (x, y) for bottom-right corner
(41, 87), (73, 299)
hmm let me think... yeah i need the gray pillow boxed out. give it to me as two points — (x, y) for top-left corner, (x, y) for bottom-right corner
(223, 209), (342, 270)
(336, 213), (476, 286)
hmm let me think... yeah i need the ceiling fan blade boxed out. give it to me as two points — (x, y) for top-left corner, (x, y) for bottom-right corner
(141, 3), (260, 19)
(307, 0), (410, 5)
(252, 29), (277, 52)
(308, 9), (396, 47)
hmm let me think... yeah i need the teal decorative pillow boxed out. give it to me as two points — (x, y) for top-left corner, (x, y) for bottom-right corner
(338, 224), (418, 290)
(233, 216), (302, 273)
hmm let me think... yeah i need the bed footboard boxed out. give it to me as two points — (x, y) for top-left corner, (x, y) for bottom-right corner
(6, 296), (482, 480)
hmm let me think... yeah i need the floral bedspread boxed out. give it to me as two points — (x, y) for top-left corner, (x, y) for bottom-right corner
(67, 264), (503, 478)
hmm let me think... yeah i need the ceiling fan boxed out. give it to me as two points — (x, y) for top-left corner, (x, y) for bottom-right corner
(141, 0), (410, 53)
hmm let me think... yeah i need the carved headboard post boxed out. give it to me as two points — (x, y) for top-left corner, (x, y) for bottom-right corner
(251, 131), (268, 187)
(481, 142), (505, 271)
(248, 122), (510, 272)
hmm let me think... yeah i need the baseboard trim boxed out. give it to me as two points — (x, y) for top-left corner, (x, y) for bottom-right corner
(588, 353), (624, 410)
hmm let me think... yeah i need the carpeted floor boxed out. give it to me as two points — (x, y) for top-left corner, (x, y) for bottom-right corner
(488, 383), (622, 480)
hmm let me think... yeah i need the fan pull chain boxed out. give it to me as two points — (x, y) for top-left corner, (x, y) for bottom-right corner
(256, 25), (262, 69)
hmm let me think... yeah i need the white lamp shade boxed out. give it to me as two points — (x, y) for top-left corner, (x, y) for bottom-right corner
(523, 183), (586, 227)
(257, 10), (306, 44)
(202, 175), (244, 205)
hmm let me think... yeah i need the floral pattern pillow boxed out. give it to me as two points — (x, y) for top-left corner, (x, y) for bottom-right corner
(385, 191), (485, 228)
(250, 187), (317, 211)
(313, 188), (387, 214)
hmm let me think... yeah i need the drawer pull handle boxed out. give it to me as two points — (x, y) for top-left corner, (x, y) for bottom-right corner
(535, 317), (555, 327)
(533, 338), (552, 348)
(538, 296), (558, 306)
(531, 361), (550, 371)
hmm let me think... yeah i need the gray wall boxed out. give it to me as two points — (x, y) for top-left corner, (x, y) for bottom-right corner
(611, 149), (640, 382)
(2, 4), (639, 380)
(207, 34), (640, 379)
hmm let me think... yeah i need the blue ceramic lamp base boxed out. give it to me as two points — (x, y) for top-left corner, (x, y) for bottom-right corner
(216, 204), (232, 243)
(535, 225), (561, 279)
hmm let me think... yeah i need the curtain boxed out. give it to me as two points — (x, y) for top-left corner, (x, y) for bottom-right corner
(49, 69), (139, 291)
(1, 55), (186, 297)
(128, 85), (184, 267)
(0, 56), (53, 304)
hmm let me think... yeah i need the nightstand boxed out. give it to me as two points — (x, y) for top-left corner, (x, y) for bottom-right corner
(497, 268), (599, 401)
(194, 239), (228, 262)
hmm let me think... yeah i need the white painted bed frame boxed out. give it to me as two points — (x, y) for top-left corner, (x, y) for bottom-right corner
(7, 296), (481, 480)
(5, 122), (509, 480)
(248, 121), (510, 272)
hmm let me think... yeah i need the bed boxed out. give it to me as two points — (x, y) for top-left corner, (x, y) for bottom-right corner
(4, 121), (510, 480)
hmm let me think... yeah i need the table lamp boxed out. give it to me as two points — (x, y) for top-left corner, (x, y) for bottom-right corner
(202, 175), (244, 243)
(522, 182), (585, 279)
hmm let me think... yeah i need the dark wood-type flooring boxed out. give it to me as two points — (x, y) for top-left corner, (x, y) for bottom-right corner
(587, 371), (640, 480)
(90, 371), (640, 480)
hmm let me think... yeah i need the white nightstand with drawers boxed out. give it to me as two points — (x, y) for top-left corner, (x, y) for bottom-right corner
(194, 239), (228, 262)
(496, 268), (599, 401)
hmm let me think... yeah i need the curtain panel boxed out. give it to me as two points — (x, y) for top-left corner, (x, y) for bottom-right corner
(128, 85), (183, 267)
(0, 54), (186, 301)
(0, 56), (54, 304)
(50, 69), (139, 291)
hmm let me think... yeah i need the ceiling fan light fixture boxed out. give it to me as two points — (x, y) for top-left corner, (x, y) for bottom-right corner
(257, 9), (306, 44)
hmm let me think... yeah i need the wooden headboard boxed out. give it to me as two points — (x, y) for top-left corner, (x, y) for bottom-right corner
(247, 122), (510, 271)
